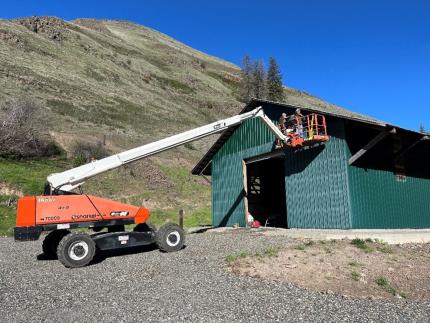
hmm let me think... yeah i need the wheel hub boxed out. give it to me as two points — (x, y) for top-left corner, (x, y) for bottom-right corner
(166, 231), (180, 247)
(73, 245), (85, 257)
(68, 241), (89, 261)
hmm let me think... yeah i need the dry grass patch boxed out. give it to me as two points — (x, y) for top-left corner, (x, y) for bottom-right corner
(227, 240), (430, 300)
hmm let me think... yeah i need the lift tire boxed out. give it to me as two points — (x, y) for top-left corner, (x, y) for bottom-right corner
(42, 229), (70, 258)
(57, 232), (96, 268)
(156, 223), (185, 252)
(133, 222), (157, 233)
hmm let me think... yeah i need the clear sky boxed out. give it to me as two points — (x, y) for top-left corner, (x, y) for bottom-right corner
(2, 1), (429, 131)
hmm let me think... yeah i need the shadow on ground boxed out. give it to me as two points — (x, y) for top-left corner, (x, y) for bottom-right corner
(36, 243), (187, 266)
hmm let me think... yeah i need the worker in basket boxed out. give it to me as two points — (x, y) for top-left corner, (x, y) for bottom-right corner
(278, 113), (288, 135)
(282, 109), (304, 137)
(293, 108), (304, 137)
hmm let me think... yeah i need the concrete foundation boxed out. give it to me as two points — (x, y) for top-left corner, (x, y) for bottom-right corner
(210, 227), (430, 244)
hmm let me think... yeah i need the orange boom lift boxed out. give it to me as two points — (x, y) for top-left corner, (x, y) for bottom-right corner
(14, 107), (328, 268)
(13, 107), (287, 267)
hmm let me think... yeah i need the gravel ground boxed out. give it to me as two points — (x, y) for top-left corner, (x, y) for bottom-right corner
(0, 229), (429, 322)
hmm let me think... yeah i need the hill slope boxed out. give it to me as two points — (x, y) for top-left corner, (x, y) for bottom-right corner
(0, 16), (349, 233)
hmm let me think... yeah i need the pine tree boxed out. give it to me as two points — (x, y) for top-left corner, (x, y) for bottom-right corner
(419, 123), (426, 134)
(240, 55), (254, 102)
(266, 57), (284, 102)
(252, 60), (266, 99)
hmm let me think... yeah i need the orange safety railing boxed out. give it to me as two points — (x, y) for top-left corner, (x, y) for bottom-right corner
(304, 114), (328, 142)
(281, 113), (329, 148)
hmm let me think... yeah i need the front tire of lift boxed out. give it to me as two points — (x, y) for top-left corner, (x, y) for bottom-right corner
(156, 223), (185, 252)
(42, 229), (70, 258)
(57, 232), (96, 268)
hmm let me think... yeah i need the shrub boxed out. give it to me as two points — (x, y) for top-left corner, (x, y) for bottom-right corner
(71, 140), (108, 166)
(375, 276), (397, 295)
(0, 98), (62, 159)
(351, 238), (374, 253)
(351, 271), (360, 281)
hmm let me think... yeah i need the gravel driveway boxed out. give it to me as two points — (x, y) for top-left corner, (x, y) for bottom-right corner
(0, 229), (429, 322)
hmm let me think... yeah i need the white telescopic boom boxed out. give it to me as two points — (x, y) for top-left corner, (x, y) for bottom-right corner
(47, 107), (287, 192)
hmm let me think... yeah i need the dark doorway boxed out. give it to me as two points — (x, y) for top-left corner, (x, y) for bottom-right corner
(245, 157), (287, 228)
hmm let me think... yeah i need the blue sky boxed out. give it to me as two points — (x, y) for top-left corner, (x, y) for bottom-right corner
(2, 1), (429, 131)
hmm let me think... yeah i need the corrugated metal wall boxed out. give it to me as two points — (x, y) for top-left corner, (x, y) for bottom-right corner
(348, 166), (430, 228)
(212, 105), (353, 228)
(284, 118), (352, 228)
(211, 102), (430, 229)
(212, 117), (276, 226)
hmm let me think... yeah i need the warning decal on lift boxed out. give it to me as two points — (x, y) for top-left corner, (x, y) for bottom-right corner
(118, 235), (129, 244)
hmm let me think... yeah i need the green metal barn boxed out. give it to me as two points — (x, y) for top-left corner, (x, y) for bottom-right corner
(192, 99), (430, 229)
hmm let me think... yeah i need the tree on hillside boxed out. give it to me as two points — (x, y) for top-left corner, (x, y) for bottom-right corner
(252, 60), (266, 99)
(419, 123), (426, 134)
(266, 57), (285, 102)
(240, 55), (254, 102)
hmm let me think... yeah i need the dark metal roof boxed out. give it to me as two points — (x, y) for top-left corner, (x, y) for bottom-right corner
(191, 98), (424, 175)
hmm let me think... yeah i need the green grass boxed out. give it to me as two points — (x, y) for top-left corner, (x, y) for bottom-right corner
(158, 163), (210, 200)
(0, 158), (69, 236)
(351, 271), (361, 281)
(207, 71), (240, 90)
(375, 276), (397, 296)
(351, 238), (374, 253)
(263, 246), (281, 257)
(225, 251), (251, 262)
(295, 244), (305, 251)
(294, 240), (315, 251)
(377, 245), (394, 254)
(0, 205), (16, 236)
(147, 207), (211, 228)
(0, 158), (67, 195)
(151, 74), (194, 94)
(348, 261), (362, 267)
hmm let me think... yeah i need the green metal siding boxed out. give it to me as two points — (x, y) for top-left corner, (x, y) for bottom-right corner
(284, 119), (352, 228)
(212, 107), (352, 228)
(212, 117), (276, 227)
(211, 103), (430, 229)
(348, 166), (430, 228)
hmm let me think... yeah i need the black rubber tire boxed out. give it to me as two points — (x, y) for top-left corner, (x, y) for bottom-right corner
(57, 232), (96, 268)
(133, 222), (157, 233)
(42, 230), (70, 258)
(156, 223), (185, 252)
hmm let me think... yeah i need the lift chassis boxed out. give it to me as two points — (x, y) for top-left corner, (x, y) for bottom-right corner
(14, 107), (291, 268)
(15, 194), (185, 268)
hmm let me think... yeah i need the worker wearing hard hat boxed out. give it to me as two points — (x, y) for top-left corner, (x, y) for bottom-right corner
(294, 108), (304, 137)
(278, 112), (288, 135)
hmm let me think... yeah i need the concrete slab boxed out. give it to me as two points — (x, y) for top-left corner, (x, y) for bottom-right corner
(210, 227), (430, 244)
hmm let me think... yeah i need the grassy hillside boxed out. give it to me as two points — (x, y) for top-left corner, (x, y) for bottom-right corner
(0, 16), (347, 235)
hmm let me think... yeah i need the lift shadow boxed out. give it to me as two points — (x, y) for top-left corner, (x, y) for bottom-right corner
(36, 244), (187, 266)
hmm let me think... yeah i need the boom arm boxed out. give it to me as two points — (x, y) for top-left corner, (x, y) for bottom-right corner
(47, 107), (287, 193)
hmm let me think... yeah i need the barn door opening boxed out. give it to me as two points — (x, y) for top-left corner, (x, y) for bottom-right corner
(244, 157), (287, 228)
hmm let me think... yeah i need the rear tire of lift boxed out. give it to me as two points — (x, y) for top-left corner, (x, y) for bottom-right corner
(57, 232), (96, 268)
(42, 229), (70, 258)
(156, 223), (185, 252)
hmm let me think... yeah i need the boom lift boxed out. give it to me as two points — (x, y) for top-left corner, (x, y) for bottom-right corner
(14, 107), (291, 268)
